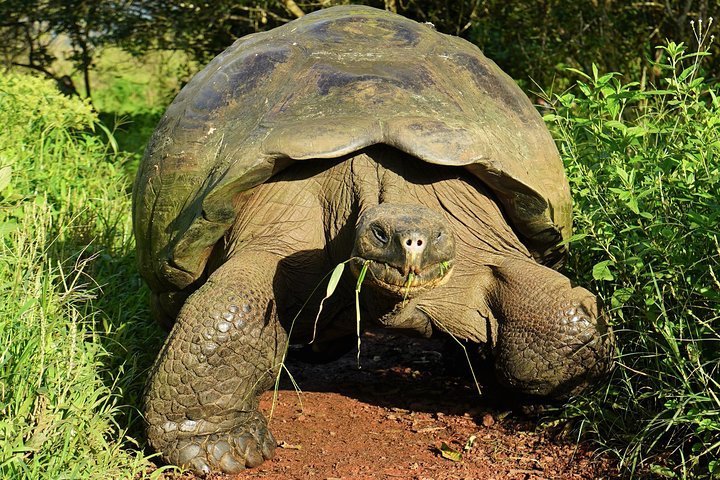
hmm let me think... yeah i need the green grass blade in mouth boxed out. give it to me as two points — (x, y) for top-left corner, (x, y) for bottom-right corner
(355, 260), (370, 369)
(310, 261), (346, 344)
(402, 272), (415, 304)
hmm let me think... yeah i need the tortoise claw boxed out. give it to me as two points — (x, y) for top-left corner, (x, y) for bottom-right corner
(169, 414), (276, 474)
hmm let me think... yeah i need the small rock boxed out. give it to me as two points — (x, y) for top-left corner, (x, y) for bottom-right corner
(482, 413), (495, 427)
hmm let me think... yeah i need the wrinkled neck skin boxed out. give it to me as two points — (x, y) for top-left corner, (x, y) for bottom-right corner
(322, 146), (529, 334)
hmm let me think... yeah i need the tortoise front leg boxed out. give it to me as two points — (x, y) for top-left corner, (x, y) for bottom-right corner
(144, 251), (287, 474)
(488, 257), (614, 397)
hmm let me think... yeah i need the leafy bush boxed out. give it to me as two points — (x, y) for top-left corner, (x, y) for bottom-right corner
(0, 72), (163, 478)
(544, 31), (720, 478)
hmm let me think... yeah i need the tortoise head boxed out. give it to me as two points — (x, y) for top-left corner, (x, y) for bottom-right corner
(350, 203), (455, 298)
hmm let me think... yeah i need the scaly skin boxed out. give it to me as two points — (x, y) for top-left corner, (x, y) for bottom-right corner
(489, 257), (612, 396)
(358, 251), (612, 398)
(144, 252), (287, 474)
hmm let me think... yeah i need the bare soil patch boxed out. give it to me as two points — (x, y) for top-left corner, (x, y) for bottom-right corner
(169, 331), (616, 480)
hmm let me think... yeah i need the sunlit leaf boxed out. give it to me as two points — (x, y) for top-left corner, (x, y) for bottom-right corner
(0, 165), (11, 191)
(592, 260), (614, 281)
(440, 442), (462, 462)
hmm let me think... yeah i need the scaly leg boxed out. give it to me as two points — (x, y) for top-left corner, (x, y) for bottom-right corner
(489, 257), (613, 397)
(144, 251), (287, 474)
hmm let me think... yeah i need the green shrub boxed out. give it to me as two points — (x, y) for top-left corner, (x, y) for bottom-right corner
(544, 33), (720, 478)
(0, 72), (163, 478)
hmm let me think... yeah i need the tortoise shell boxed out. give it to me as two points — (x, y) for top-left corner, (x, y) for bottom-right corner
(132, 5), (571, 293)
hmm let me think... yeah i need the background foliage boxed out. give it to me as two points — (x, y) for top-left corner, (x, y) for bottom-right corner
(2, 1), (717, 98)
(0, 72), (166, 479)
(545, 32), (720, 477)
(1, 1), (718, 478)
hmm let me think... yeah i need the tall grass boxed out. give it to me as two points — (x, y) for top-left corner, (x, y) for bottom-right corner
(0, 72), (163, 478)
(91, 47), (193, 158)
(544, 28), (720, 478)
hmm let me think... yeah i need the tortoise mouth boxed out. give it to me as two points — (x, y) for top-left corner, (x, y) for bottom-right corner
(349, 256), (454, 297)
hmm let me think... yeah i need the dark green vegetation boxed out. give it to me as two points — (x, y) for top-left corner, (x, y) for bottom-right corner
(2, 1), (718, 97)
(1, 2), (718, 479)
(546, 35), (720, 477)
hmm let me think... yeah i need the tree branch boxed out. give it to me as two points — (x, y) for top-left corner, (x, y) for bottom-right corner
(11, 61), (55, 78)
(284, 0), (305, 18)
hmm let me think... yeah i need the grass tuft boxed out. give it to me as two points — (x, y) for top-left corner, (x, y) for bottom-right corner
(0, 72), (160, 478)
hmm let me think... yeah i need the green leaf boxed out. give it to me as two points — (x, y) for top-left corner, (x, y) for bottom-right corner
(611, 287), (634, 308)
(678, 65), (695, 82)
(326, 262), (345, 297)
(605, 120), (627, 132)
(440, 442), (462, 462)
(0, 221), (18, 238)
(649, 464), (676, 478)
(96, 122), (119, 155)
(615, 165), (629, 183)
(565, 67), (591, 80)
(355, 260), (371, 369)
(0, 165), (11, 191)
(558, 232), (587, 246)
(592, 260), (615, 281)
(17, 298), (37, 317)
(356, 260), (369, 290)
(310, 262), (346, 344)
(626, 196), (640, 214)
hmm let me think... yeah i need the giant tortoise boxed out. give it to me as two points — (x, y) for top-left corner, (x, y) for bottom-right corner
(133, 5), (613, 474)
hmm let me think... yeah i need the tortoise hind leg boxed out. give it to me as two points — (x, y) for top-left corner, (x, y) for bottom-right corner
(144, 251), (287, 474)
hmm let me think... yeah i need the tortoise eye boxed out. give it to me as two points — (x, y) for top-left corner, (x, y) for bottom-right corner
(371, 225), (389, 244)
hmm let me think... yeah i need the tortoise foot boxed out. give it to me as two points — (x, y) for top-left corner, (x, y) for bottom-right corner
(171, 412), (276, 474)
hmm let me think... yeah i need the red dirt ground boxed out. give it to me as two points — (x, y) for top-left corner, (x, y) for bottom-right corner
(164, 331), (617, 480)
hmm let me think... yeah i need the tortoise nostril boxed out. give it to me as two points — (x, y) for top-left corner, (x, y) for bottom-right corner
(402, 236), (426, 254)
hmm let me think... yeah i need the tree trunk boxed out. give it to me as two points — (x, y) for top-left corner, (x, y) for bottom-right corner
(82, 56), (91, 99)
